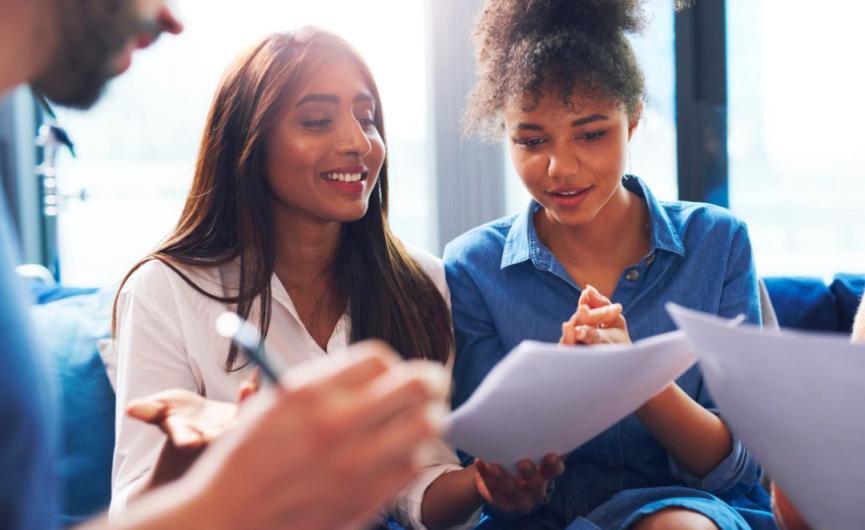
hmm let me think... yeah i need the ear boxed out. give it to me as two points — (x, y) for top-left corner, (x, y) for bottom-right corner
(627, 101), (643, 140)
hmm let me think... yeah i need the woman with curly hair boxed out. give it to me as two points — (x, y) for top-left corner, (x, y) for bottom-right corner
(443, 0), (777, 528)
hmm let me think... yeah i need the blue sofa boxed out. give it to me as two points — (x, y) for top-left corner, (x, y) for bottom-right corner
(28, 283), (114, 527)
(33, 275), (863, 527)
(763, 274), (864, 334)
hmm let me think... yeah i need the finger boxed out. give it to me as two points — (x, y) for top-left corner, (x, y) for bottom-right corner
(486, 463), (523, 500)
(517, 460), (546, 501)
(574, 304), (623, 327)
(163, 416), (206, 448)
(584, 285), (613, 307)
(575, 326), (604, 345)
(126, 399), (168, 423)
(511, 486), (537, 513)
(578, 288), (593, 308)
(475, 462), (523, 512)
(560, 321), (576, 345)
(475, 460), (503, 492)
(237, 368), (261, 403)
(237, 381), (256, 403)
(574, 326), (588, 343)
(540, 453), (566, 480)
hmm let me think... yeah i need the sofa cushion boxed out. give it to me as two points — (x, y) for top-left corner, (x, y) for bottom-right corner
(762, 277), (838, 332)
(829, 273), (865, 334)
(30, 286), (115, 527)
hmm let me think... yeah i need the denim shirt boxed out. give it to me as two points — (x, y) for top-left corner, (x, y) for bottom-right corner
(443, 176), (768, 527)
(0, 198), (59, 530)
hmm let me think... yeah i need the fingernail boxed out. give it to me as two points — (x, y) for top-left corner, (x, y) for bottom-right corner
(126, 400), (164, 419)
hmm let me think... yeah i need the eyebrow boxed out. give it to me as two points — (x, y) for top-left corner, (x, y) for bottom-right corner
(296, 92), (376, 107)
(515, 113), (610, 131)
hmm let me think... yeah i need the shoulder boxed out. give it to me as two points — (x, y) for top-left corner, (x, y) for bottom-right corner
(403, 244), (448, 300)
(443, 215), (516, 272)
(118, 259), (224, 315)
(662, 200), (750, 247)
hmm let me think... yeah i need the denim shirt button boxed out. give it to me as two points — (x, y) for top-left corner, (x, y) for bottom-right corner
(625, 269), (640, 282)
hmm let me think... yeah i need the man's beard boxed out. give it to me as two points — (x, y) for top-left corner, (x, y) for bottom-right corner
(31, 0), (141, 109)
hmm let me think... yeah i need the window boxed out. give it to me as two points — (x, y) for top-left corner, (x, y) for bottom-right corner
(53, 0), (431, 285)
(728, 1), (865, 276)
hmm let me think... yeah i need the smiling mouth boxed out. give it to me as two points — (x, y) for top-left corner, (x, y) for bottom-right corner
(321, 171), (367, 183)
(547, 186), (592, 197)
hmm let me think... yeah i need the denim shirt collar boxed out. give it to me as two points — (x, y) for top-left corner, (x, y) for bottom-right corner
(500, 175), (685, 270)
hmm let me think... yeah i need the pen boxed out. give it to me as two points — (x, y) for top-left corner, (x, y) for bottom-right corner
(215, 312), (281, 384)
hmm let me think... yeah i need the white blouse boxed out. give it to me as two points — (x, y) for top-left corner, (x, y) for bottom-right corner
(109, 246), (476, 530)
(853, 296), (865, 343)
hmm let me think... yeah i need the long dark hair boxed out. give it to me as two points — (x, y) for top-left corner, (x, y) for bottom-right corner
(113, 28), (453, 369)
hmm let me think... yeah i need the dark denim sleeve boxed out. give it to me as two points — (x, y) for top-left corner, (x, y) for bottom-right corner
(670, 221), (763, 497)
(0, 202), (59, 530)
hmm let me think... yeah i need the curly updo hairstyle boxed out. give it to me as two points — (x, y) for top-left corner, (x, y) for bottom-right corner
(465, 0), (650, 139)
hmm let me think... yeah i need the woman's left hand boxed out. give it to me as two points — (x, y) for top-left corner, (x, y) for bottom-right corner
(559, 285), (631, 346)
(473, 454), (565, 513)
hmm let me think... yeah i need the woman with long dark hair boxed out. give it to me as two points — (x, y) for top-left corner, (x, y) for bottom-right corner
(110, 28), (472, 529)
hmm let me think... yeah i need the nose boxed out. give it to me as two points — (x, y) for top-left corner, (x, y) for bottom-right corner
(547, 144), (580, 181)
(335, 115), (372, 157)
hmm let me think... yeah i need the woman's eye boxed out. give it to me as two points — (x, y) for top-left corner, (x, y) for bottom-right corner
(358, 117), (377, 129)
(302, 118), (332, 128)
(581, 131), (607, 142)
(514, 137), (546, 149)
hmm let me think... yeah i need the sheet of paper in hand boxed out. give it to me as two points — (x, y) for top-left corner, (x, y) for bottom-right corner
(667, 303), (865, 530)
(444, 332), (697, 471)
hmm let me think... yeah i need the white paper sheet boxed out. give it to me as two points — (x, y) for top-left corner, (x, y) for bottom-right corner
(667, 304), (865, 530)
(444, 332), (697, 471)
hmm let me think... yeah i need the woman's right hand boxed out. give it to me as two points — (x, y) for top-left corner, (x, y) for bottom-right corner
(126, 369), (260, 449)
(472, 454), (565, 513)
(126, 390), (239, 449)
(124, 370), (260, 492)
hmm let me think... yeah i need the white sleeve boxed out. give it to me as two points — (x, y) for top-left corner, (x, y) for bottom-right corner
(392, 245), (480, 529)
(109, 267), (200, 516)
(390, 439), (480, 530)
(853, 296), (865, 343)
